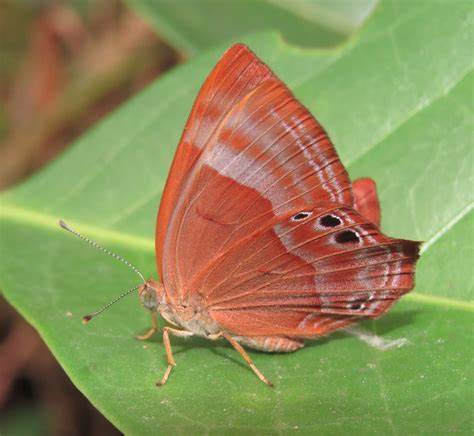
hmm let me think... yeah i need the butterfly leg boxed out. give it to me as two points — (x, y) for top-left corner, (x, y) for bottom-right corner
(156, 327), (194, 387)
(208, 332), (273, 387)
(136, 311), (158, 340)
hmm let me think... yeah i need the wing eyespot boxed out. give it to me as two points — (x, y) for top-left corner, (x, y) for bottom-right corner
(291, 211), (313, 222)
(319, 214), (342, 228)
(348, 302), (366, 311)
(335, 229), (360, 244)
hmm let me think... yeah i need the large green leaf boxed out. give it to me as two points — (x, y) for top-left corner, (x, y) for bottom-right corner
(1, 0), (473, 434)
(126, 0), (376, 54)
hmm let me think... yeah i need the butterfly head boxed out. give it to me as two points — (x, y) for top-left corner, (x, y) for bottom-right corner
(138, 279), (164, 312)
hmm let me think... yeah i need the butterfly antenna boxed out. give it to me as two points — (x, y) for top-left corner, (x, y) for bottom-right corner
(58, 219), (146, 284)
(82, 285), (141, 324)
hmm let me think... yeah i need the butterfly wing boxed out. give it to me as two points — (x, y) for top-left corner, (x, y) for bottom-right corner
(156, 44), (420, 339)
(156, 44), (353, 304)
(203, 205), (419, 337)
(156, 44), (274, 278)
(352, 178), (381, 227)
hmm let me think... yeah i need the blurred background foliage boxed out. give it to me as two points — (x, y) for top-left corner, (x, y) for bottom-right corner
(126, 0), (375, 54)
(0, 1), (374, 434)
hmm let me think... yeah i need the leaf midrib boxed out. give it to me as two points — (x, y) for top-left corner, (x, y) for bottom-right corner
(2, 202), (472, 312)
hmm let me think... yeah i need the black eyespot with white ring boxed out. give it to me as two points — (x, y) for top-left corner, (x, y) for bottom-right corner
(319, 214), (342, 228)
(348, 302), (366, 311)
(291, 211), (313, 222)
(335, 229), (360, 244)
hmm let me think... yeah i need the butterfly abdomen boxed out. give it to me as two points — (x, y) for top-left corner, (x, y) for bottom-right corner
(234, 336), (304, 352)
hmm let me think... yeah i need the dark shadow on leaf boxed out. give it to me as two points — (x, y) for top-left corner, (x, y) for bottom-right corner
(357, 310), (420, 336)
(136, 309), (420, 369)
(159, 335), (251, 370)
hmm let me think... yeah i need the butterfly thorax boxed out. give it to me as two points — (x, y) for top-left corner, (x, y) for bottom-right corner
(141, 279), (221, 337)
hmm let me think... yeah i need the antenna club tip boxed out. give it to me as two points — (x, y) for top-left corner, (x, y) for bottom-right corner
(82, 315), (92, 324)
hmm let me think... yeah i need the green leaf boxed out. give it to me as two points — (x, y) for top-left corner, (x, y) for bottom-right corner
(1, 0), (473, 434)
(126, 0), (376, 54)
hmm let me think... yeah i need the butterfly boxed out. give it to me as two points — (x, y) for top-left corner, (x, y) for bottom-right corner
(60, 44), (420, 387)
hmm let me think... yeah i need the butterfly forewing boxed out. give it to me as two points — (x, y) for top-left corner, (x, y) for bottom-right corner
(157, 45), (353, 303)
(156, 44), (273, 278)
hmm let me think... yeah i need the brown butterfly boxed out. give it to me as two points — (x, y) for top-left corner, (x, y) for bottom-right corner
(60, 44), (420, 387)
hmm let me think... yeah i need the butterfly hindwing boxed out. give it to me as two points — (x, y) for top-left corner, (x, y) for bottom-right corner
(206, 205), (419, 337)
(352, 178), (381, 227)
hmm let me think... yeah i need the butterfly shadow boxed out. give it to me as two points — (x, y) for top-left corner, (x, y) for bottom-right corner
(157, 335), (255, 371)
(358, 309), (420, 336)
(142, 309), (420, 369)
(281, 310), (421, 357)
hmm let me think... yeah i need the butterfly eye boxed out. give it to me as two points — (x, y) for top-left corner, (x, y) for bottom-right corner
(319, 214), (342, 227)
(335, 229), (360, 244)
(140, 287), (158, 311)
(291, 211), (313, 222)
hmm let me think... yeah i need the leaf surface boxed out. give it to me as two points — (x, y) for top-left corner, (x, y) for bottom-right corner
(126, 0), (376, 54)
